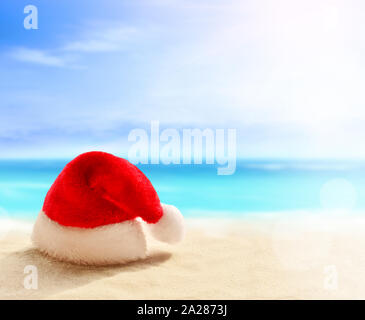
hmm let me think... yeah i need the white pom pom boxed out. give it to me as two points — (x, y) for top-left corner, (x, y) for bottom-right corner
(148, 204), (185, 244)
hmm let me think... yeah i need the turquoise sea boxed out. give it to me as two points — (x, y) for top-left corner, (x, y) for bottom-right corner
(0, 159), (365, 220)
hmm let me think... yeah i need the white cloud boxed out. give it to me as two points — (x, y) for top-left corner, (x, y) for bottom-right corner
(4, 0), (365, 158)
(63, 26), (137, 53)
(10, 48), (67, 67)
(9, 25), (138, 68)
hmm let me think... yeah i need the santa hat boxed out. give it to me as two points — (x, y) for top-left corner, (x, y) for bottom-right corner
(31, 151), (184, 265)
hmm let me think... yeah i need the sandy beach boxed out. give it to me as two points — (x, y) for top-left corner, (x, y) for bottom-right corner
(1, 214), (365, 300)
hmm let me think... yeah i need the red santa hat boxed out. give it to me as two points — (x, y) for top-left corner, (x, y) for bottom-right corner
(31, 151), (184, 265)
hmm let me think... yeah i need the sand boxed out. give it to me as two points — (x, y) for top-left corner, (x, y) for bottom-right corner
(1, 213), (365, 299)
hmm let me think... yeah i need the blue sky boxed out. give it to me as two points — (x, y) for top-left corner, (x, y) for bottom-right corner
(1, 0), (365, 159)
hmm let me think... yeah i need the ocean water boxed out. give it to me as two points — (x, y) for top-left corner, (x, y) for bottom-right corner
(0, 159), (365, 220)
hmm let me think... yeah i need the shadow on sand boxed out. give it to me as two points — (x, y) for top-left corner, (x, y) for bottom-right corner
(0, 245), (171, 299)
